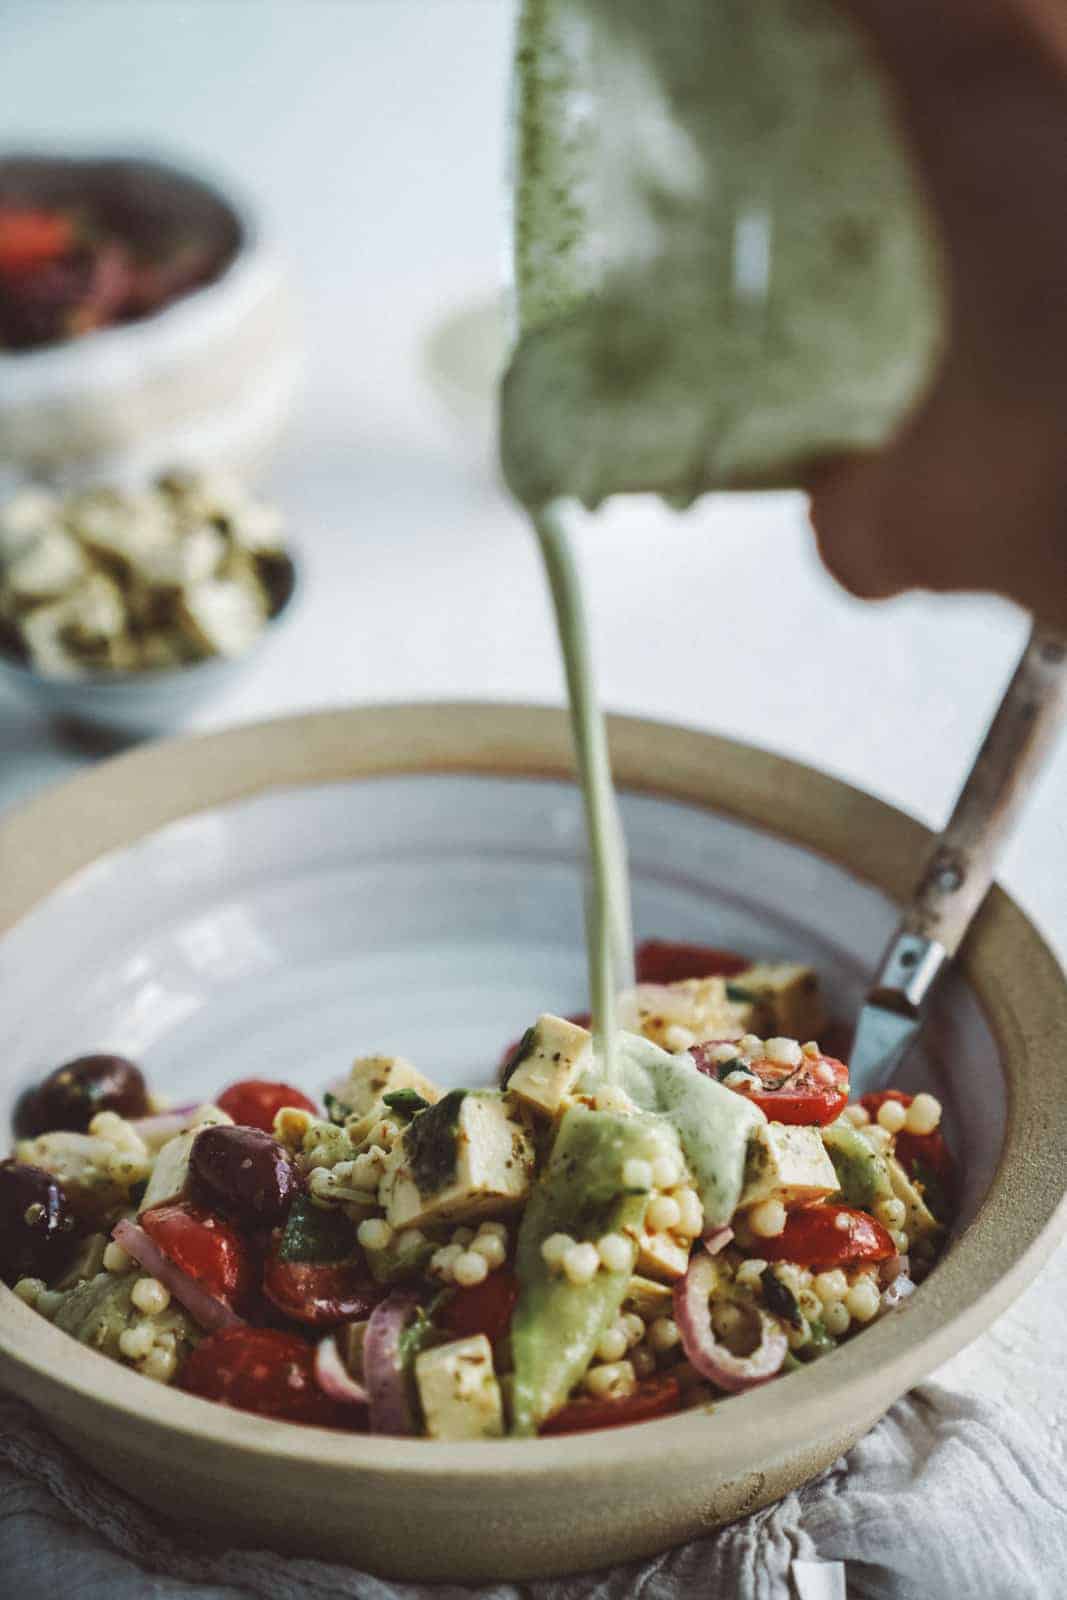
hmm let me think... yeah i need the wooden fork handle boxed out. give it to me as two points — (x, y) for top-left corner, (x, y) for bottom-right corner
(902, 622), (1067, 956)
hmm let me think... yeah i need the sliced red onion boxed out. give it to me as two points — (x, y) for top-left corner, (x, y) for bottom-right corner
(129, 1104), (206, 1149)
(364, 1289), (423, 1435)
(880, 1273), (916, 1314)
(112, 1218), (243, 1333)
(315, 1334), (370, 1406)
(702, 1225), (734, 1255)
(878, 1251), (909, 1289)
(674, 1253), (786, 1394)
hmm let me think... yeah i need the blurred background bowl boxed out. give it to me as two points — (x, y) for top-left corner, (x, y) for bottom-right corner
(0, 545), (299, 744)
(0, 152), (301, 489)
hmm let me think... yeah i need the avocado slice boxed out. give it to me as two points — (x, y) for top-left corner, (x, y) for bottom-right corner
(510, 1105), (668, 1435)
(822, 1121), (895, 1209)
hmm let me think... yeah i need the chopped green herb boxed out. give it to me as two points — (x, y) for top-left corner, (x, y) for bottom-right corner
(716, 1058), (753, 1082)
(277, 1194), (356, 1263)
(911, 1156), (950, 1223)
(501, 1026), (537, 1089)
(383, 1088), (431, 1120)
(324, 1091), (352, 1126)
(760, 1266), (803, 1329)
(405, 1089), (467, 1197)
(726, 983), (757, 1004)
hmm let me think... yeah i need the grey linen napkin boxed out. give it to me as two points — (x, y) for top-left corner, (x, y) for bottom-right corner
(1, 1383), (1064, 1600)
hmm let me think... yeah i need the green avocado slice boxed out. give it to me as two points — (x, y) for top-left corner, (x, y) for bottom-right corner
(510, 1105), (669, 1435)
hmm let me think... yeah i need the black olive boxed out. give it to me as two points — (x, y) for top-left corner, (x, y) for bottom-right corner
(0, 1161), (80, 1286)
(16, 1054), (149, 1137)
(189, 1125), (298, 1226)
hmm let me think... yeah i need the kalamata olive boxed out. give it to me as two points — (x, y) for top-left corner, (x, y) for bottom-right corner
(16, 1054), (149, 1137)
(189, 1125), (298, 1226)
(0, 1160), (80, 1286)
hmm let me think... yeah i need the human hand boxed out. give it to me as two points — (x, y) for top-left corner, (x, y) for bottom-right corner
(810, 0), (1067, 626)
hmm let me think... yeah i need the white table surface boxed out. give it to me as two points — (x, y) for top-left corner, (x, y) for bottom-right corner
(2, 0), (1064, 1471)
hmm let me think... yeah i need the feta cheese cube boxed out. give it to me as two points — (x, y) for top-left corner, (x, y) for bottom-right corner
(634, 1227), (691, 1283)
(138, 1108), (233, 1213)
(342, 1056), (442, 1119)
(382, 1090), (535, 1229)
(739, 1122), (839, 1209)
(5, 528), (86, 602)
(504, 1013), (593, 1116)
(177, 576), (266, 659)
(622, 1273), (675, 1318)
(414, 1334), (504, 1440)
(731, 963), (824, 1042)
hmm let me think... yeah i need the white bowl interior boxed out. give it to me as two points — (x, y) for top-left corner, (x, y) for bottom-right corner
(0, 774), (1002, 1230)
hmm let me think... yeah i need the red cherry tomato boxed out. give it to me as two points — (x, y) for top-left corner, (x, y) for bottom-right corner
(541, 1374), (682, 1436)
(0, 207), (74, 275)
(216, 1079), (319, 1134)
(140, 1201), (251, 1306)
(439, 1268), (518, 1346)
(179, 1326), (361, 1428)
(861, 1092), (956, 1218)
(635, 939), (749, 984)
(692, 1043), (849, 1126)
(759, 1204), (896, 1272)
(262, 1253), (386, 1327)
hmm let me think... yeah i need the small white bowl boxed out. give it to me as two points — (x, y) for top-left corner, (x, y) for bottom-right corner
(0, 152), (301, 486)
(0, 547), (299, 744)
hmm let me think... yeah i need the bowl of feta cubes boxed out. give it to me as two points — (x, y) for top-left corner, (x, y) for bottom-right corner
(0, 470), (298, 739)
(0, 704), (1064, 1581)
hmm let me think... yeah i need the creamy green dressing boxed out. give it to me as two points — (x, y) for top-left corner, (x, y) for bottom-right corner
(502, 0), (943, 1087)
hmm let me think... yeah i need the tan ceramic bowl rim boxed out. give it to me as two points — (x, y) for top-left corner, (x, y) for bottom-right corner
(2, 702), (1065, 1481)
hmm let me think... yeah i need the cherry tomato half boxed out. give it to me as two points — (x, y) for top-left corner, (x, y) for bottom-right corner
(216, 1079), (319, 1134)
(635, 939), (749, 984)
(541, 1374), (682, 1436)
(262, 1253), (386, 1327)
(179, 1326), (361, 1428)
(692, 1043), (849, 1126)
(759, 1205), (896, 1272)
(439, 1268), (518, 1346)
(140, 1201), (251, 1306)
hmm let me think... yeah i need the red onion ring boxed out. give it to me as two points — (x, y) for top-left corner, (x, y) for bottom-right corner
(674, 1253), (786, 1393)
(364, 1289), (423, 1435)
(129, 1104), (206, 1149)
(314, 1333), (370, 1406)
(112, 1218), (244, 1333)
(703, 1225), (734, 1255)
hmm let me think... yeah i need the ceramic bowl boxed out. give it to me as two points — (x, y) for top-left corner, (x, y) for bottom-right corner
(0, 152), (300, 486)
(0, 704), (1064, 1581)
(0, 548), (299, 745)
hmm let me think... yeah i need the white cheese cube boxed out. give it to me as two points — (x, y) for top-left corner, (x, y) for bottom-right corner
(414, 1335), (504, 1440)
(739, 1122), (839, 1209)
(342, 1056), (442, 1119)
(5, 529), (86, 602)
(382, 1090), (535, 1229)
(138, 1107), (233, 1214)
(623, 1274), (676, 1318)
(19, 601), (86, 679)
(504, 1013), (593, 1116)
(177, 577), (265, 658)
(634, 1228), (691, 1283)
(0, 488), (62, 558)
(138, 523), (226, 589)
(732, 963), (824, 1042)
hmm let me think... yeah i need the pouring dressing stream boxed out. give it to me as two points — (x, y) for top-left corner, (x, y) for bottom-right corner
(502, 0), (944, 1063)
